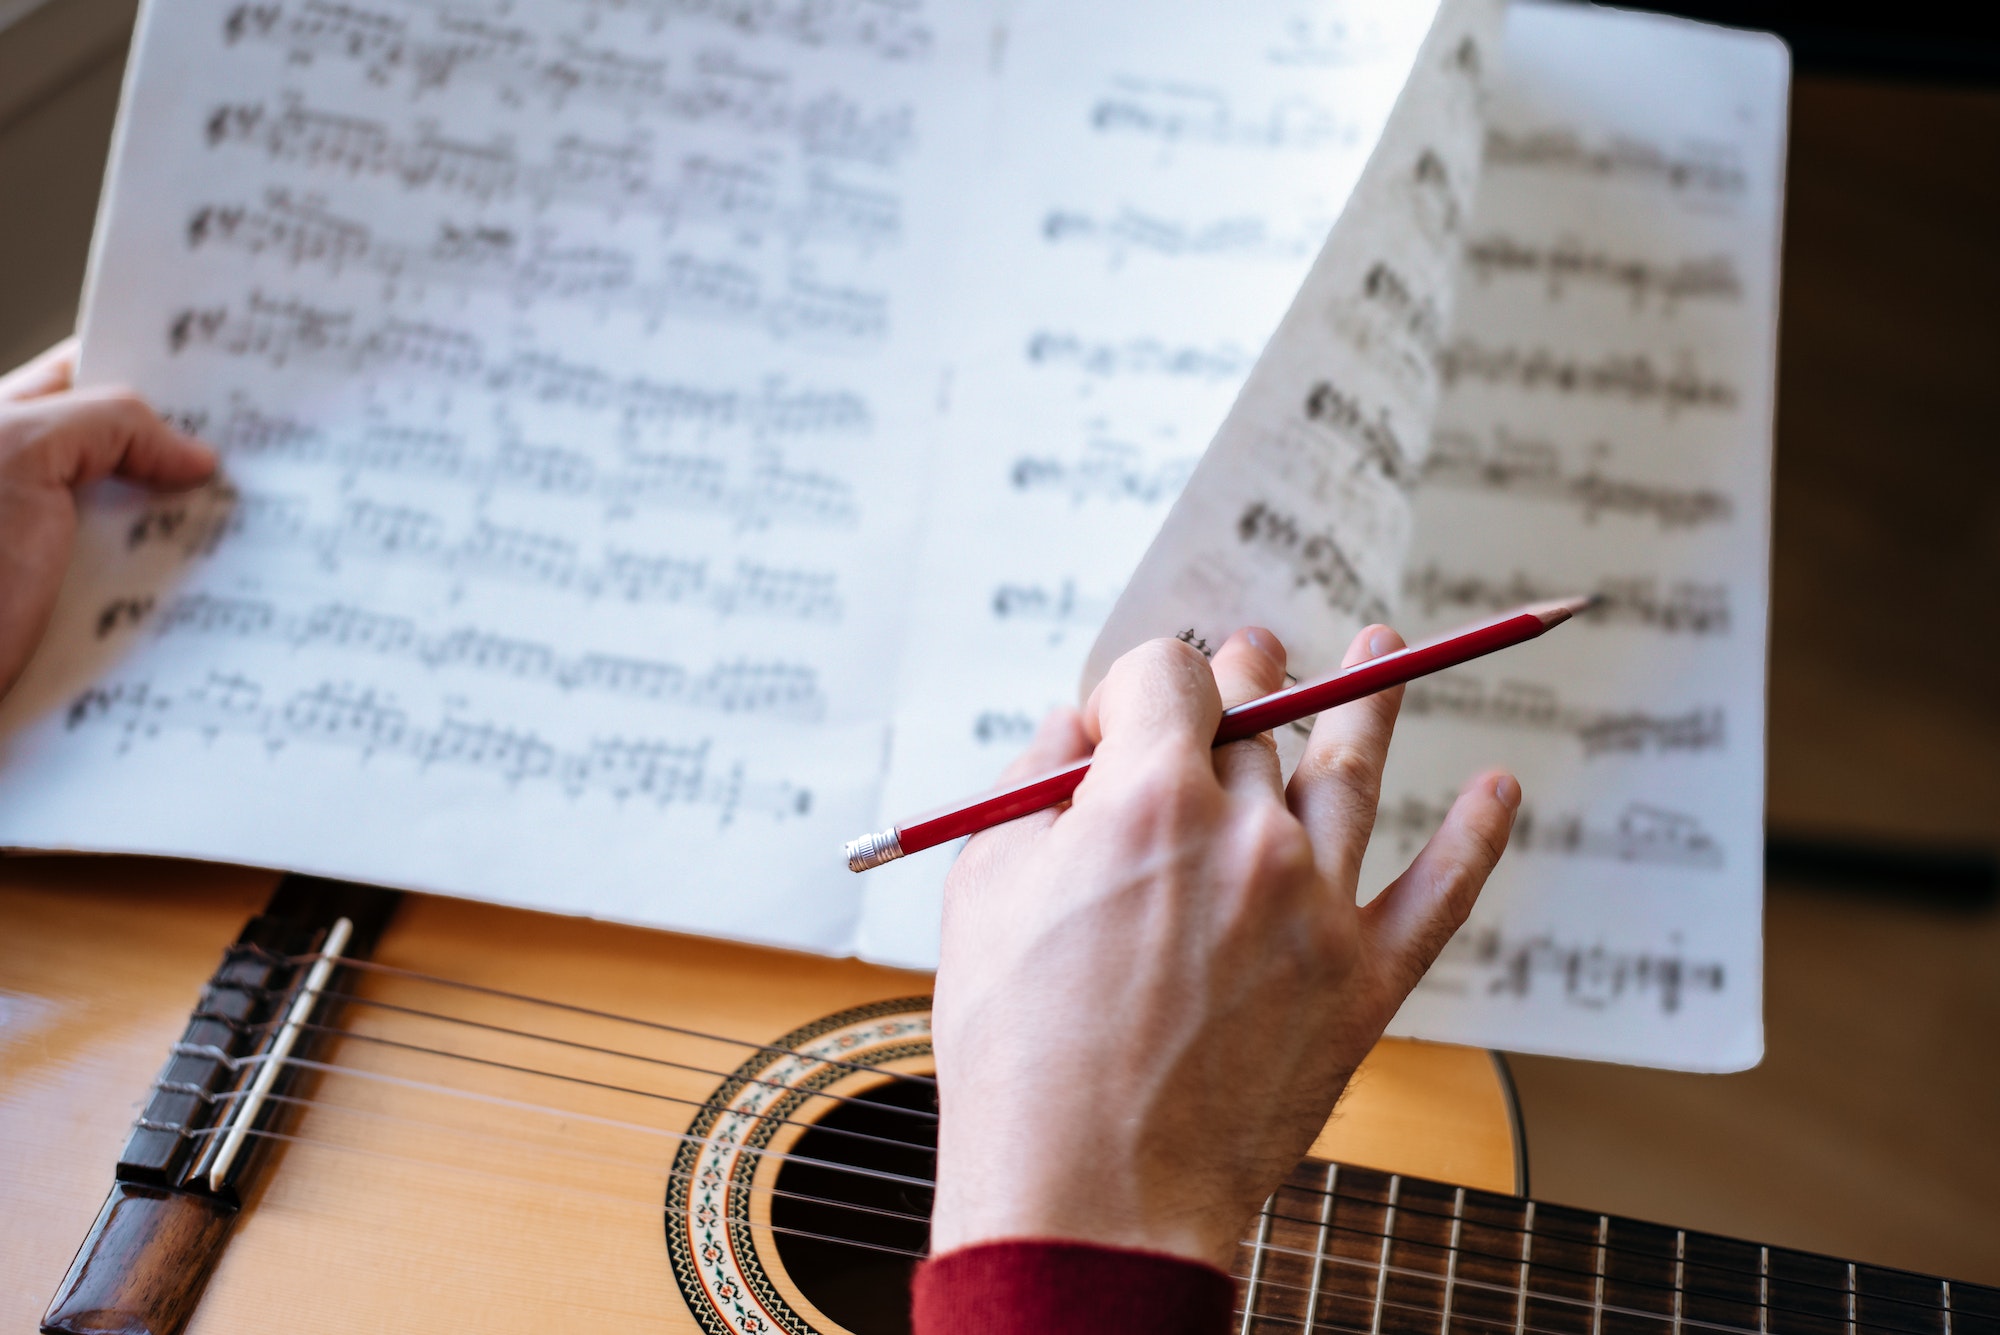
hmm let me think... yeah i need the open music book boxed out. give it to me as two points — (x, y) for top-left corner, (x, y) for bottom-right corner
(0, 0), (1786, 1071)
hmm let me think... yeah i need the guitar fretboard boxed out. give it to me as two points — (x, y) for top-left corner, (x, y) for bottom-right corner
(1235, 1161), (1999, 1335)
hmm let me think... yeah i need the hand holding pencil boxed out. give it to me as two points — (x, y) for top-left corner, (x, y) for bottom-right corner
(846, 596), (1591, 871)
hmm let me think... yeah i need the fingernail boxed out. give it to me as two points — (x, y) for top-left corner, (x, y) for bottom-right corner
(1243, 626), (1282, 659)
(1369, 628), (1396, 656)
(1493, 774), (1522, 810)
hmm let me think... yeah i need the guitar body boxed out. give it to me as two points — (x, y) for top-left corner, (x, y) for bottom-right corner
(0, 855), (1521, 1334)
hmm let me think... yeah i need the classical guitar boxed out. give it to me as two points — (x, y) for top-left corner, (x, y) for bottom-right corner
(3, 857), (1993, 1335)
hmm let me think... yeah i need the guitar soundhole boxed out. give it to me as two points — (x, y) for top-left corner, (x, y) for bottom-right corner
(771, 1076), (938, 1335)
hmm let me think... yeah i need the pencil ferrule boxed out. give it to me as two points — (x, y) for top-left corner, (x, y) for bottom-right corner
(844, 829), (905, 873)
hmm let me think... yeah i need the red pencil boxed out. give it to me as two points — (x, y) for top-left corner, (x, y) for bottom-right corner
(844, 595), (1594, 872)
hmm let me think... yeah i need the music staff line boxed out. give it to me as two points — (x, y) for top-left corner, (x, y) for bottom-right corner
(170, 397), (858, 532)
(1463, 233), (1742, 308)
(1429, 927), (1727, 1015)
(1376, 792), (1724, 870)
(1483, 127), (1748, 200)
(93, 592), (827, 722)
(223, 5), (917, 166)
(165, 295), (873, 440)
(125, 487), (845, 622)
(1423, 428), (1735, 530)
(1024, 330), (1255, 380)
(207, 95), (903, 251)
(1405, 565), (1731, 635)
(1438, 338), (1739, 413)
(556, 0), (935, 63)
(184, 192), (889, 342)
(1400, 674), (1726, 759)
(65, 672), (811, 820)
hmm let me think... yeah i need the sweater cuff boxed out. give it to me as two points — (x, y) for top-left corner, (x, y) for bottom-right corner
(912, 1238), (1237, 1335)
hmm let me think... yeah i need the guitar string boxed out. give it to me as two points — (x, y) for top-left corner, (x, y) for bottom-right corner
(180, 979), (1932, 1322)
(169, 1114), (1835, 1335)
(265, 952), (939, 1085)
(207, 958), (1940, 1319)
(269, 1018), (940, 1159)
(148, 1067), (1932, 1335)
(211, 984), (945, 1124)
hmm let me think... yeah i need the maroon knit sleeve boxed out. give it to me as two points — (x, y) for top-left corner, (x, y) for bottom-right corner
(911, 1239), (1237, 1335)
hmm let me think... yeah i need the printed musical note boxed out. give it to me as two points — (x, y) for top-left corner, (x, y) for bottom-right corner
(1008, 440), (1194, 507)
(1023, 331), (1255, 380)
(1089, 77), (1361, 151)
(1483, 127), (1747, 200)
(1427, 926), (1728, 1013)
(971, 710), (1035, 746)
(1399, 673), (1726, 757)
(222, 5), (917, 164)
(1404, 563), (1731, 634)
(64, 671), (811, 819)
(182, 193), (891, 341)
(1438, 338), (1738, 411)
(560, 0), (936, 63)
(124, 484), (846, 620)
(1233, 500), (1394, 624)
(1377, 791), (1725, 868)
(205, 94), (904, 248)
(1423, 428), (1734, 529)
(1040, 206), (1326, 264)
(95, 592), (826, 719)
(164, 305), (872, 439)
(1463, 233), (1741, 307)
(170, 394), (859, 530)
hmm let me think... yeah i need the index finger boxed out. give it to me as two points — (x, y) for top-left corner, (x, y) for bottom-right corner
(1079, 636), (1222, 783)
(0, 338), (80, 403)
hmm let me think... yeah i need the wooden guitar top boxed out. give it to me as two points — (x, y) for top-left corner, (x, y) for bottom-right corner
(0, 854), (1521, 1334)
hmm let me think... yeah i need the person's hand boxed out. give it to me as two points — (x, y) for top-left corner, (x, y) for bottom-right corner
(0, 339), (217, 699)
(928, 625), (1520, 1269)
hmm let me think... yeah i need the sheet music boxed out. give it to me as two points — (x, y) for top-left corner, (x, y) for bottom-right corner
(853, 0), (1498, 962)
(1365, 3), (1785, 1070)
(0, 0), (994, 948)
(0, 0), (1471, 959)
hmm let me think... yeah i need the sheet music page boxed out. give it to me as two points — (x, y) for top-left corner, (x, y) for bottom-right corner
(854, 0), (1502, 965)
(0, 0), (994, 949)
(1367, 3), (1786, 1070)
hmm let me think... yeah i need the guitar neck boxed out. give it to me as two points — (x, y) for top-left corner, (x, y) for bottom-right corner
(1237, 1160), (1997, 1335)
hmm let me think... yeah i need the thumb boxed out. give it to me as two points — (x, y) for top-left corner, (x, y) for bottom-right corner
(1359, 770), (1520, 995)
(8, 387), (216, 491)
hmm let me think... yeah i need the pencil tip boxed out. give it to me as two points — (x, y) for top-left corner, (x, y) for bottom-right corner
(1528, 593), (1599, 626)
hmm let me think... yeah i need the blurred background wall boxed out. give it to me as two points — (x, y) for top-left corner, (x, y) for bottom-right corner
(0, 0), (1994, 1285)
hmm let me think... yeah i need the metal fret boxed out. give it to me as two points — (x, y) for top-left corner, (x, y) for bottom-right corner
(1371, 1175), (1403, 1335)
(1302, 1163), (1339, 1334)
(1758, 1246), (1770, 1335)
(1846, 1262), (1858, 1335)
(1515, 1201), (1537, 1335)
(1439, 1187), (1465, 1335)
(1591, 1215), (1609, 1335)
(1241, 1193), (1276, 1335)
(1942, 1279), (1953, 1335)
(1673, 1229), (1686, 1335)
